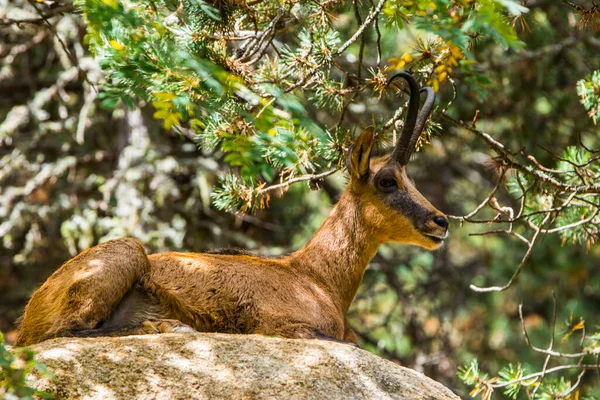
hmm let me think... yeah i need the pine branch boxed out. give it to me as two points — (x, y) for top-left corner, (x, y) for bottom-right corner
(258, 169), (339, 195)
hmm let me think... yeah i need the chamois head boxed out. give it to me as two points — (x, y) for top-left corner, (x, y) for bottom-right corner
(348, 72), (448, 250)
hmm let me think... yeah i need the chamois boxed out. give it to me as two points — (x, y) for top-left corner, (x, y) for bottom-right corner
(15, 72), (449, 347)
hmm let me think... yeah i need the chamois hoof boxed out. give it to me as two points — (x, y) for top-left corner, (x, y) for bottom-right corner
(145, 319), (196, 334)
(171, 325), (196, 333)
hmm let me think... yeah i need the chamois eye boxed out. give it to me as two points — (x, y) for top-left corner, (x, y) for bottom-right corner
(378, 178), (397, 191)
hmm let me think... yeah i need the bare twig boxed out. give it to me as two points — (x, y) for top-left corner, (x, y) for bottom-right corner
(496, 295), (599, 397)
(369, 0), (382, 67)
(0, 4), (75, 26)
(532, 293), (557, 397)
(527, 207), (599, 234)
(353, 0), (365, 79)
(258, 168), (338, 195)
(335, 0), (385, 56)
(470, 213), (552, 292)
(448, 170), (506, 224)
(75, 81), (98, 144)
(453, 191), (581, 225)
(561, 0), (584, 12)
(245, 11), (286, 65)
(28, 1), (97, 92)
(492, 364), (599, 388)
(519, 303), (588, 359)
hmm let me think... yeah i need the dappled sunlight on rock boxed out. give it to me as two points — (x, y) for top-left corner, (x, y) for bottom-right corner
(292, 345), (325, 370)
(25, 332), (459, 399)
(164, 352), (196, 372)
(87, 384), (118, 400)
(39, 346), (76, 362)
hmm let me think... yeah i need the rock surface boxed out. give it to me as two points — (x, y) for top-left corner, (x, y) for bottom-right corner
(27, 333), (460, 399)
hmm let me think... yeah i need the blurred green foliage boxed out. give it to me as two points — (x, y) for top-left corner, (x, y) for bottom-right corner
(0, 333), (53, 400)
(578, 69), (600, 124)
(1, 0), (600, 398)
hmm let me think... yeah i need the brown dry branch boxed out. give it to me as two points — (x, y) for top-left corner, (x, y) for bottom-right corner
(561, 0), (600, 30)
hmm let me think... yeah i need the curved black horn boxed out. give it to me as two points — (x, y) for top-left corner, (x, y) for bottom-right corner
(388, 72), (421, 165)
(403, 86), (436, 163)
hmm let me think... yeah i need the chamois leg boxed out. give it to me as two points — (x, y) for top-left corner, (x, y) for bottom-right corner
(39, 285), (195, 341)
(15, 238), (150, 347)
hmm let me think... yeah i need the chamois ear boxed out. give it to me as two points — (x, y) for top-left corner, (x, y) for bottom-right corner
(347, 127), (375, 181)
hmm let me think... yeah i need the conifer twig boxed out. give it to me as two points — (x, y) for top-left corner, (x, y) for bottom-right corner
(258, 169), (338, 194)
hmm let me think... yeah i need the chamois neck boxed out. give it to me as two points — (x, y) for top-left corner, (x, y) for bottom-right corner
(292, 189), (382, 313)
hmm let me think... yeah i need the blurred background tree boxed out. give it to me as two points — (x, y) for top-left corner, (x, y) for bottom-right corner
(1, 0), (599, 398)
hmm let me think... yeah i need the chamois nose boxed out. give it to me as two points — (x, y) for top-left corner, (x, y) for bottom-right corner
(433, 216), (449, 230)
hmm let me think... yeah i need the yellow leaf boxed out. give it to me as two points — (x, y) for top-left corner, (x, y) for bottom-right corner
(163, 113), (181, 131)
(109, 40), (125, 51)
(438, 71), (448, 82)
(434, 65), (446, 74)
(449, 44), (464, 59)
(432, 79), (440, 93)
(153, 109), (171, 120)
(572, 319), (585, 331)
(101, 0), (119, 9)
(154, 92), (176, 101)
(387, 57), (405, 70)
(152, 100), (172, 110)
(401, 52), (412, 62)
